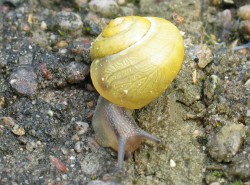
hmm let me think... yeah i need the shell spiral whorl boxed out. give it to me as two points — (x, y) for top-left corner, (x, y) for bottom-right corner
(90, 16), (184, 110)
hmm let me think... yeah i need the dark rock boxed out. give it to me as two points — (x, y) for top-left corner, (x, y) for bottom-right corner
(9, 65), (37, 96)
(53, 11), (83, 35)
(66, 61), (89, 84)
(83, 13), (103, 36)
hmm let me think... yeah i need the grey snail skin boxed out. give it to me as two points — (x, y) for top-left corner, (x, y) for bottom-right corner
(92, 96), (161, 170)
(89, 16), (184, 171)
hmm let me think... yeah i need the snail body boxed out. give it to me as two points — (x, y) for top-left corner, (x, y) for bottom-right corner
(90, 16), (184, 170)
(92, 96), (160, 170)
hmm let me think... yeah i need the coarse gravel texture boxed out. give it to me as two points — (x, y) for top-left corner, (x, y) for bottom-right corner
(0, 0), (249, 184)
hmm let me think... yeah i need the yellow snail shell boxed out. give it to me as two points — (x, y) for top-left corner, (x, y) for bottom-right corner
(90, 16), (184, 110)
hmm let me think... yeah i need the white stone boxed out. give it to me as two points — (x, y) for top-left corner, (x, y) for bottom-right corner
(170, 159), (176, 167)
(245, 79), (250, 89)
(89, 0), (119, 18)
(246, 109), (250, 117)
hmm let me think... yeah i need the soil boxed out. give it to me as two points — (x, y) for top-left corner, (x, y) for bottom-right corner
(0, 0), (249, 184)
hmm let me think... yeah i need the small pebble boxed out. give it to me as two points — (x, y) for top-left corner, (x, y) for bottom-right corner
(88, 0), (120, 18)
(62, 174), (68, 180)
(74, 141), (84, 153)
(83, 12), (104, 36)
(75, 121), (89, 135)
(172, 13), (185, 24)
(207, 123), (246, 162)
(49, 155), (68, 173)
(192, 69), (197, 84)
(247, 110), (250, 117)
(12, 125), (25, 136)
(40, 21), (47, 30)
(47, 110), (54, 117)
(58, 48), (67, 55)
(28, 14), (34, 24)
(193, 129), (203, 137)
(55, 11), (83, 34)
(66, 62), (90, 84)
(117, 0), (126, 5)
(56, 40), (68, 48)
(193, 44), (213, 68)
(42, 66), (52, 83)
(86, 101), (94, 108)
(245, 79), (250, 89)
(72, 134), (80, 141)
(26, 141), (37, 151)
(61, 147), (69, 155)
(0, 117), (16, 127)
(22, 25), (30, 31)
(9, 65), (37, 96)
(170, 159), (176, 167)
(69, 156), (76, 161)
(0, 96), (5, 108)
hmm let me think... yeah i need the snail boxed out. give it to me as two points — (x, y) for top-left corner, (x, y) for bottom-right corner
(90, 16), (184, 171)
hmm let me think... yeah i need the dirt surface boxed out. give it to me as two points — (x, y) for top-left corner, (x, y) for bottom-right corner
(0, 0), (249, 184)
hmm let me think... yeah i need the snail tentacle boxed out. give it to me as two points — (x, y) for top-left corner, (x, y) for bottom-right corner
(138, 129), (161, 143)
(118, 137), (126, 171)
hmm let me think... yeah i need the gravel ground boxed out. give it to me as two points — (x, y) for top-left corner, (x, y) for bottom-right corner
(0, 0), (249, 184)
